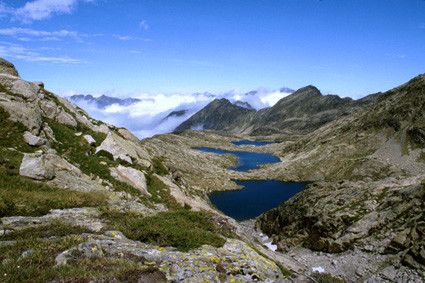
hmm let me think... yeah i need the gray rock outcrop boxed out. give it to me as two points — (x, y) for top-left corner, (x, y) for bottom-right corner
(83, 134), (96, 145)
(56, 109), (77, 127)
(11, 80), (40, 100)
(96, 132), (150, 166)
(110, 165), (150, 196)
(0, 58), (19, 77)
(19, 153), (55, 180)
(23, 131), (47, 146)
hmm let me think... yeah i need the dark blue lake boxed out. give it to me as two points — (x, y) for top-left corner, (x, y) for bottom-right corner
(231, 140), (275, 146)
(194, 147), (280, 172)
(209, 180), (305, 221)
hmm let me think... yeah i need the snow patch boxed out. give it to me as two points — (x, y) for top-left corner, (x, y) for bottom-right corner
(259, 233), (277, 251)
(312, 266), (325, 273)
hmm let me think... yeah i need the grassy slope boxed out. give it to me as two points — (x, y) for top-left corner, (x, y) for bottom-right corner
(0, 98), (232, 281)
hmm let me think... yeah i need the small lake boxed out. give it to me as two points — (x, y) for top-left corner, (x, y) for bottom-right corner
(231, 140), (275, 146)
(195, 146), (304, 221)
(194, 147), (280, 172)
(209, 180), (305, 221)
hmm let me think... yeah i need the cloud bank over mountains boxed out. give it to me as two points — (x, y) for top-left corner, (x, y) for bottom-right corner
(68, 88), (293, 138)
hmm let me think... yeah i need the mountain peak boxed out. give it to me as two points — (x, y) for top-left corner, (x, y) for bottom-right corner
(0, 58), (20, 78)
(291, 85), (321, 97)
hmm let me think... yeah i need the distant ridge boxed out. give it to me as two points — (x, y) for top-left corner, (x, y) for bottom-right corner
(174, 98), (255, 132)
(69, 94), (142, 108)
(175, 85), (376, 135)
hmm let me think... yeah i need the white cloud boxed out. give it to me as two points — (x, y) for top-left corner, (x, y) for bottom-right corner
(0, 0), (94, 23)
(0, 27), (80, 41)
(139, 20), (149, 31)
(66, 88), (293, 138)
(0, 42), (82, 64)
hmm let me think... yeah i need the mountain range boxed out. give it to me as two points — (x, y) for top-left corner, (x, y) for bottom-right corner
(0, 57), (424, 282)
(175, 85), (380, 135)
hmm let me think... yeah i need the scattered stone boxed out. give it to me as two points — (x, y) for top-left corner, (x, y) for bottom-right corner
(53, 237), (282, 281)
(104, 231), (126, 239)
(83, 134), (96, 145)
(23, 131), (46, 146)
(42, 123), (56, 141)
(0, 229), (11, 236)
(20, 249), (34, 259)
(78, 242), (104, 258)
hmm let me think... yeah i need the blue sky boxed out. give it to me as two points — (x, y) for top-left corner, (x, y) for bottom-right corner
(1, 0), (425, 98)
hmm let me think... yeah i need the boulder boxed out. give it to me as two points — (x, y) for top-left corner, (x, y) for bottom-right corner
(19, 153), (55, 180)
(110, 165), (150, 196)
(23, 131), (47, 146)
(117, 128), (140, 143)
(56, 110), (77, 127)
(96, 132), (132, 163)
(11, 80), (40, 100)
(83, 134), (96, 145)
(95, 132), (150, 166)
(0, 100), (43, 134)
(42, 123), (56, 141)
(39, 100), (59, 119)
(0, 58), (19, 77)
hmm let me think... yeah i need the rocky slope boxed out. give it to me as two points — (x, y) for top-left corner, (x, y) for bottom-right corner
(2, 56), (424, 282)
(256, 74), (425, 281)
(0, 58), (289, 282)
(176, 86), (375, 136)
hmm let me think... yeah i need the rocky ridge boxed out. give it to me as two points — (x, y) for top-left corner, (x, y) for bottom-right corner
(255, 74), (425, 281)
(0, 58), (288, 282)
(175, 86), (375, 136)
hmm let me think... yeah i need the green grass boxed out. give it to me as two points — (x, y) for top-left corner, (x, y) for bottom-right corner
(0, 220), (92, 241)
(146, 173), (180, 209)
(0, 165), (107, 217)
(103, 209), (226, 252)
(0, 236), (84, 283)
(151, 156), (168, 176)
(47, 119), (145, 198)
